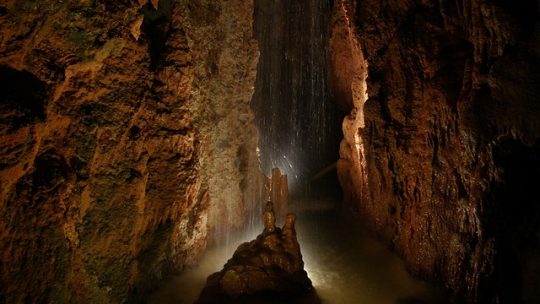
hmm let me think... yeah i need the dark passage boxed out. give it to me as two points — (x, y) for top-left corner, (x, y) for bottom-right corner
(0, 66), (49, 131)
(150, 2), (445, 302)
(488, 139), (540, 302)
(252, 0), (344, 196)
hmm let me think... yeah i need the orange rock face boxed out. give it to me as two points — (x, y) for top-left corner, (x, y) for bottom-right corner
(196, 206), (312, 304)
(270, 167), (288, 225)
(0, 0), (259, 302)
(332, 0), (540, 302)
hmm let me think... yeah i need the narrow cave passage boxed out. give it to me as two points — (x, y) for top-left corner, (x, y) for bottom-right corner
(2, 0), (538, 303)
(149, 1), (445, 303)
(251, 0), (344, 198)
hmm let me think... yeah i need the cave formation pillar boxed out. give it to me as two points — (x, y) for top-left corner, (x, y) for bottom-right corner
(271, 167), (288, 224)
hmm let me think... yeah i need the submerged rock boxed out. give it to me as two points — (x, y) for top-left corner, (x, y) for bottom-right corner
(196, 203), (313, 303)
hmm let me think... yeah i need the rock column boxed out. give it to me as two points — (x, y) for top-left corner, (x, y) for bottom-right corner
(270, 167), (288, 224)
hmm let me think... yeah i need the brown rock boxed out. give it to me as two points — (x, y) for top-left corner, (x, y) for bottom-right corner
(130, 15), (144, 41)
(263, 200), (276, 233)
(196, 204), (313, 303)
(332, 0), (540, 302)
(0, 0), (260, 303)
(270, 167), (289, 224)
(178, 0), (264, 247)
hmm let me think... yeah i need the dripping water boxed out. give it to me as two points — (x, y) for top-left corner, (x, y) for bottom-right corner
(252, 0), (344, 197)
(148, 1), (448, 302)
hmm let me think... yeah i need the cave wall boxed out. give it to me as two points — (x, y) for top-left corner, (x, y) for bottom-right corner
(177, 0), (263, 246)
(0, 0), (259, 302)
(332, 0), (540, 302)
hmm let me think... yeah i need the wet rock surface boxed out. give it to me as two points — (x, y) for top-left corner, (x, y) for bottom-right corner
(332, 0), (540, 302)
(196, 204), (313, 304)
(0, 0), (259, 302)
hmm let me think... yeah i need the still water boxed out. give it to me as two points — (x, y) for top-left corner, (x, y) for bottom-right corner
(148, 199), (447, 304)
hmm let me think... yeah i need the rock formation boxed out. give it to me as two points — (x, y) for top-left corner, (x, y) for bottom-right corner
(0, 0), (260, 302)
(331, 0), (540, 302)
(270, 167), (288, 225)
(179, 0), (264, 247)
(197, 203), (313, 304)
(2, 0), (538, 302)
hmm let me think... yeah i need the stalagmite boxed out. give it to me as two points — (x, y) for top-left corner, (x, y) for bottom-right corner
(263, 201), (276, 233)
(196, 201), (313, 303)
(270, 167), (288, 224)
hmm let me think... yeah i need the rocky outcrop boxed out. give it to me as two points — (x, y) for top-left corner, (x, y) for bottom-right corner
(329, 0), (369, 215)
(0, 0), (259, 303)
(333, 0), (540, 302)
(196, 204), (313, 304)
(177, 0), (263, 247)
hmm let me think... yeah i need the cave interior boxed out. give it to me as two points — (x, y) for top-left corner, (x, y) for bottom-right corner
(0, 0), (539, 303)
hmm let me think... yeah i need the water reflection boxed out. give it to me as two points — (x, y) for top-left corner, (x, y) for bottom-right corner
(148, 199), (447, 304)
(293, 199), (447, 304)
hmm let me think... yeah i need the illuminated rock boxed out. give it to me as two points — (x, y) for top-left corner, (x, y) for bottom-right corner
(263, 201), (276, 233)
(196, 203), (313, 303)
(270, 167), (288, 225)
(0, 0), (260, 302)
(331, 0), (540, 301)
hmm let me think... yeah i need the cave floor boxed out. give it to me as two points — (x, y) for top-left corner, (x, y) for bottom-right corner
(147, 198), (448, 304)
